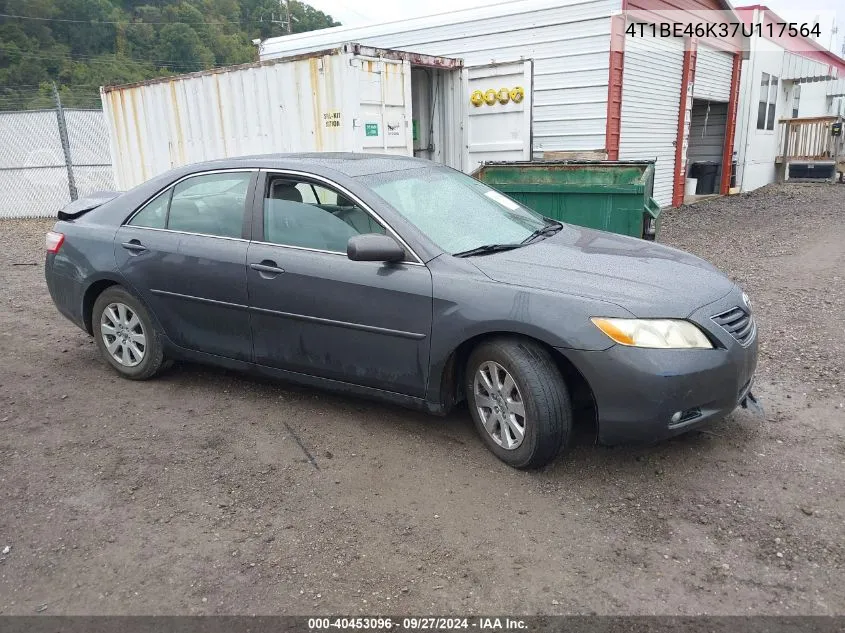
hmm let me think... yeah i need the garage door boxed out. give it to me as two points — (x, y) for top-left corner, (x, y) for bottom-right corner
(688, 101), (728, 163)
(694, 45), (734, 101)
(618, 33), (685, 207)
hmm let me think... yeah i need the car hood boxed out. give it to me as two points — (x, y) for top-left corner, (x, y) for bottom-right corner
(469, 226), (736, 317)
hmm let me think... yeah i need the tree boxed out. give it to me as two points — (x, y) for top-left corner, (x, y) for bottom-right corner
(0, 0), (341, 110)
(156, 22), (215, 71)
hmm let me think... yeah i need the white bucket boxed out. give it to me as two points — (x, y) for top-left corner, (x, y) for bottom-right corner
(685, 177), (698, 197)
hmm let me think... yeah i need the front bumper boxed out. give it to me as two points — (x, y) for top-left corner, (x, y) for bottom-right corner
(561, 292), (759, 445)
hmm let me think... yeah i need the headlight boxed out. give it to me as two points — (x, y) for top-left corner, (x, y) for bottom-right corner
(591, 317), (713, 349)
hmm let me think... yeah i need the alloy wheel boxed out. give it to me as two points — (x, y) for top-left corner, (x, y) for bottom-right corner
(474, 361), (527, 450)
(100, 302), (146, 367)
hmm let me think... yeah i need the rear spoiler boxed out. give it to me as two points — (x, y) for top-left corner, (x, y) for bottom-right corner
(58, 191), (122, 221)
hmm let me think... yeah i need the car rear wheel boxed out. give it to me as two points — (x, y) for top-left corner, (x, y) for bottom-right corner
(466, 338), (571, 469)
(92, 286), (165, 380)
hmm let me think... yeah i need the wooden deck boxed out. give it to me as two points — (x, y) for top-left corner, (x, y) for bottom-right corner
(776, 115), (843, 164)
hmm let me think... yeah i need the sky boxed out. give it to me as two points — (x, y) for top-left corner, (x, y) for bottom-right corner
(305, 0), (844, 57)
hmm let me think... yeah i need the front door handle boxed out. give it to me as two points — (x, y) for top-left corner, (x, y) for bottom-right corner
(250, 260), (285, 277)
(121, 239), (147, 254)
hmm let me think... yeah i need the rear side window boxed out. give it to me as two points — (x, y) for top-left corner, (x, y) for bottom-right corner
(128, 172), (252, 239)
(129, 190), (171, 229)
(168, 173), (252, 238)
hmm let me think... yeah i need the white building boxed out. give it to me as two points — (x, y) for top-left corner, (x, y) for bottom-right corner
(733, 5), (845, 191)
(259, 0), (745, 207)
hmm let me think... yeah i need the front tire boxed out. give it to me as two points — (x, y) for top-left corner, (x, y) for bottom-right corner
(466, 338), (571, 469)
(92, 286), (165, 380)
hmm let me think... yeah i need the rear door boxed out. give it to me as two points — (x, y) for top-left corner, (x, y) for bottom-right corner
(462, 60), (533, 173)
(246, 171), (433, 397)
(114, 169), (257, 361)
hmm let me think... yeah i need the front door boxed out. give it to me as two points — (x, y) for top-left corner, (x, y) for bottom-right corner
(115, 170), (257, 361)
(246, 173), (433, 397)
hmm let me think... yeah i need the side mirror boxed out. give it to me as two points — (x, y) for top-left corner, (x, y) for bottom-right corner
(347, 234), (406, 263)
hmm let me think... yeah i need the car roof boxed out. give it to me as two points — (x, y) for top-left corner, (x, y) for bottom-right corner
(190, 153), (434, 178)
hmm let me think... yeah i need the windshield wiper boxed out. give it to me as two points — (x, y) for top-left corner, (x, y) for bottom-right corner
(521, 220), (564, 245)
(453, 243), (524, 258)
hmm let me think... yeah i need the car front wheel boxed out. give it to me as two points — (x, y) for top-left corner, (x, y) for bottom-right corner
(466, 338), (571, 469)
(92, 286), (165, 380)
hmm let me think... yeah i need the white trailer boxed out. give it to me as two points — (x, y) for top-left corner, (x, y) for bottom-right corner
(101, 44), (533, 190)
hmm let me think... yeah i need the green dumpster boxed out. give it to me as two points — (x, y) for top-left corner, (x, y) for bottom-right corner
(474, 160), (662, 240)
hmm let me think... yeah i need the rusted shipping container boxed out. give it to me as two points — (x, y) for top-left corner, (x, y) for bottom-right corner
(101, 43), (536, 190)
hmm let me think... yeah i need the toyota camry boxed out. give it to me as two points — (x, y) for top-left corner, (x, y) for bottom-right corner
(45, 154), (758, 469)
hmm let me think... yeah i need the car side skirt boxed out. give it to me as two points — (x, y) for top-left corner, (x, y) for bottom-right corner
(161, 338), (447, 415)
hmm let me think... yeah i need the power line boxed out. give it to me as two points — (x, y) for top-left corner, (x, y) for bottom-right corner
(0, 11), (262, 26)
(0, 83), (106, 89)
(0, 45), (216, 69)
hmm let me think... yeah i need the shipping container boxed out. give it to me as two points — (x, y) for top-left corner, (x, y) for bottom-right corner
(101, 44), (534, 190)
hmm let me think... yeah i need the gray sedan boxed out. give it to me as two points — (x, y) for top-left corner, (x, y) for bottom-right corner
(45, 154), (758, 469)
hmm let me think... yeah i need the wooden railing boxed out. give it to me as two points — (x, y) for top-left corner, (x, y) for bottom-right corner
(776, 116), (842, 162)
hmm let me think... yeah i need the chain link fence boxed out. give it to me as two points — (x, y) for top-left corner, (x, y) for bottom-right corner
(0, 108), (115, 219)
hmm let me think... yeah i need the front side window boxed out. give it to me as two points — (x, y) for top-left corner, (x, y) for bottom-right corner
(263, 176), (385, 253)
(360, 168), (547, 255)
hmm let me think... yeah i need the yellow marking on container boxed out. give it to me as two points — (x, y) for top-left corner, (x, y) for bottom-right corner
(169, 81), (186, 166)
(310, 58), (323, 151)
(214, 75), (229, 155)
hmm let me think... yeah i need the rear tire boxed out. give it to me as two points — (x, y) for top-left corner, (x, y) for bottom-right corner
(92, 286), (165, 380)
(466, 338), (571, 469)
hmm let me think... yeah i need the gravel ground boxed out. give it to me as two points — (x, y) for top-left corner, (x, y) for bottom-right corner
(0, 183), (843, 616)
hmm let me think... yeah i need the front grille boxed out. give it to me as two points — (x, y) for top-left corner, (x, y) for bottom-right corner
(712, 306), (755, 346)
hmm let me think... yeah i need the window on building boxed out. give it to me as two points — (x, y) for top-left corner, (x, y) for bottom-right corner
(757, 73), (779, 130)
(767, 75), (779, 129)
(757, 73), (769, 130)
(792, 84), (801, 118)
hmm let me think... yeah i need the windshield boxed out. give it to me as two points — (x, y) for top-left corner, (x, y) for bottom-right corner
(360, 167), (549, 254)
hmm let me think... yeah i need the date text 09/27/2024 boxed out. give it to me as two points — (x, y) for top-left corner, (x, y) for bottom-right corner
(308, 617), (528, 630)
(626, 21), (821, 39)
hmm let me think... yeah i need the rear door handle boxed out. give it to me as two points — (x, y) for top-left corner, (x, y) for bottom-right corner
(121, 240), (147, 254)
(250, 261), (285, 277)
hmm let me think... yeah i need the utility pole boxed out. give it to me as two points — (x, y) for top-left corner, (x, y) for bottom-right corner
(271, 0), (293, 35)
(52, 82), (78, 202)
(284, 0), (292, 34)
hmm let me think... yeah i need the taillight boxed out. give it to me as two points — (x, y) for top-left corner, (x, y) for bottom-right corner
(46, 231), (65, 254)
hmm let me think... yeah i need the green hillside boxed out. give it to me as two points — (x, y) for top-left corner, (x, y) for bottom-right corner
(0, 0), (339, 110)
